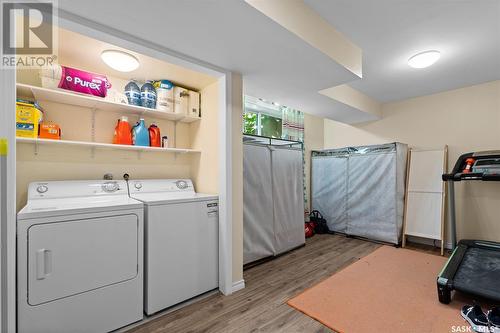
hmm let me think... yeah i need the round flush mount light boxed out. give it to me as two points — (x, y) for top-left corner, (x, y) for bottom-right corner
(101, 50), (139, 72)
(408, 50), (441, 69)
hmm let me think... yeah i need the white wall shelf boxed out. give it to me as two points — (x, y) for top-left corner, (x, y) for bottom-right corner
(16, 137), (200, 154)
(16, 83), (201, 122)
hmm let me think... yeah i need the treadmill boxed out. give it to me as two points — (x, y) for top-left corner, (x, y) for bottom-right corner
(437, 151), (500, 304)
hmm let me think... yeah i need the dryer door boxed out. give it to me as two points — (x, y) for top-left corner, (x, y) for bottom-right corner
(27, 214), (138, 305)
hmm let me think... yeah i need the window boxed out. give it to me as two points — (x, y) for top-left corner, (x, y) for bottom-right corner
(243, 95), (302, 141)
(260, 114), (282, 138)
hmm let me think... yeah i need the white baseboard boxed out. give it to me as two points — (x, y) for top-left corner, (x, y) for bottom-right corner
(231, 279), (245, 293)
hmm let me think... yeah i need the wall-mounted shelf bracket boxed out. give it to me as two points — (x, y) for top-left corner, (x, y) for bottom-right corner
(90, 107), (97, 142)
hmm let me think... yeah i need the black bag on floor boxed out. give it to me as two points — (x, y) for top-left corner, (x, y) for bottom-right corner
(309, 210), (330, 234)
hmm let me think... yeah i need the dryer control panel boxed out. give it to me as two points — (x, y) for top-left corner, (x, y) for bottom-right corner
(27, 180), (128, 199)
(129, 179), (194, 194)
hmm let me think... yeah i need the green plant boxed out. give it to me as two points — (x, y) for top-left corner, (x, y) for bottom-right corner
(243, 112), (257, 135)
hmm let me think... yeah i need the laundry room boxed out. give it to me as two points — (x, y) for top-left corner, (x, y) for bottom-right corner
(15, 27), (221, 207)
(2, 12), (241, 333)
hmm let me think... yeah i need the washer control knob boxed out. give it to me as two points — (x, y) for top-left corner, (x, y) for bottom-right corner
(176, 180), (188, 189)
(102, 181), (119, 193)
(134, 182), (142, 190)
(36, 185), (48, 194)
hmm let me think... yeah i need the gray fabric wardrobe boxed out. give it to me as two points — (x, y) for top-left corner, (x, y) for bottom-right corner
(311, 143), (408, 244)
(243, 137), (305, 265)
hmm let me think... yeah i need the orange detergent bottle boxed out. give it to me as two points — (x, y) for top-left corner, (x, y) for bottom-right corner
(113, 116), (132, 145)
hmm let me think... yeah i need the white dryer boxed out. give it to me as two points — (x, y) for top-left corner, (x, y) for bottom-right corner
(17, 180), (144, 333)
(129, 179), (218, 315)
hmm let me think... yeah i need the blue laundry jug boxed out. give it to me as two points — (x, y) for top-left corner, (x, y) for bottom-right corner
(132, 118), (150, 146)
(141, 81), (157, 109)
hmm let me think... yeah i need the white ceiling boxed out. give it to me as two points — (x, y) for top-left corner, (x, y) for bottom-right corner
(58, 0), (500, 122)
(305, 0), (500, 102)
(57, 28), (218, 91)
(58, 0), (374, 123)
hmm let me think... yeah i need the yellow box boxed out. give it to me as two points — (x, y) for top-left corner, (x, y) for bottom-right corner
(16, 101), (42, 138)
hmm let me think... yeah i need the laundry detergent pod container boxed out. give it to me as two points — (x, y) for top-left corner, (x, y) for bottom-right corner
(124, 80), (141, 106)
(38, 122), (62, 140)
(132, 119), (150, 146)
(16, 100), (44, 138)
(141, 81), (157, 109)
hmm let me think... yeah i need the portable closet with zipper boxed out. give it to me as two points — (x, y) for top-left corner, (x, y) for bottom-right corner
(243, 135), (305, 264)
(311, 142), (408, 244)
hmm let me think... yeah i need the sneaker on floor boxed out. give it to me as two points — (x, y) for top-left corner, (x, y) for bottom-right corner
(461, 305), (490, 333)
(488, 307), (500, 333)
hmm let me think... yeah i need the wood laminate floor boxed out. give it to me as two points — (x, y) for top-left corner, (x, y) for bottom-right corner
(126, 234), (439, 333)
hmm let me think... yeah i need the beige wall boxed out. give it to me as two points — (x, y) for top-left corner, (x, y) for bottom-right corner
(304, 113), (324, 211)
(324, 80), (500, 243)
(231, 73), (244, 284)
(191, 81), (219, 194)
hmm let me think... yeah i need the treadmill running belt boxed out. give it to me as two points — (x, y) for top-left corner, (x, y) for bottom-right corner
(454, 247), (500, 300)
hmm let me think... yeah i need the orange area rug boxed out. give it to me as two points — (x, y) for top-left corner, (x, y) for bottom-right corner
(288, 246), (470, 333)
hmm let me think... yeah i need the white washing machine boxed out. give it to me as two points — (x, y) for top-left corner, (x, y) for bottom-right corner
(17, 180), (144, 333)
(129, 179), (218, 315)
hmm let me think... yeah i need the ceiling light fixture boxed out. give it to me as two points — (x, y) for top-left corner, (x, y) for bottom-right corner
(408, 50), (441, 69)
(101, 50), (139, 72)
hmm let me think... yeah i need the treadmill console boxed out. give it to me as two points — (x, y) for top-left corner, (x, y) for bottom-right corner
(443, 150), (500, 181)
(472, 158), (500, 175)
